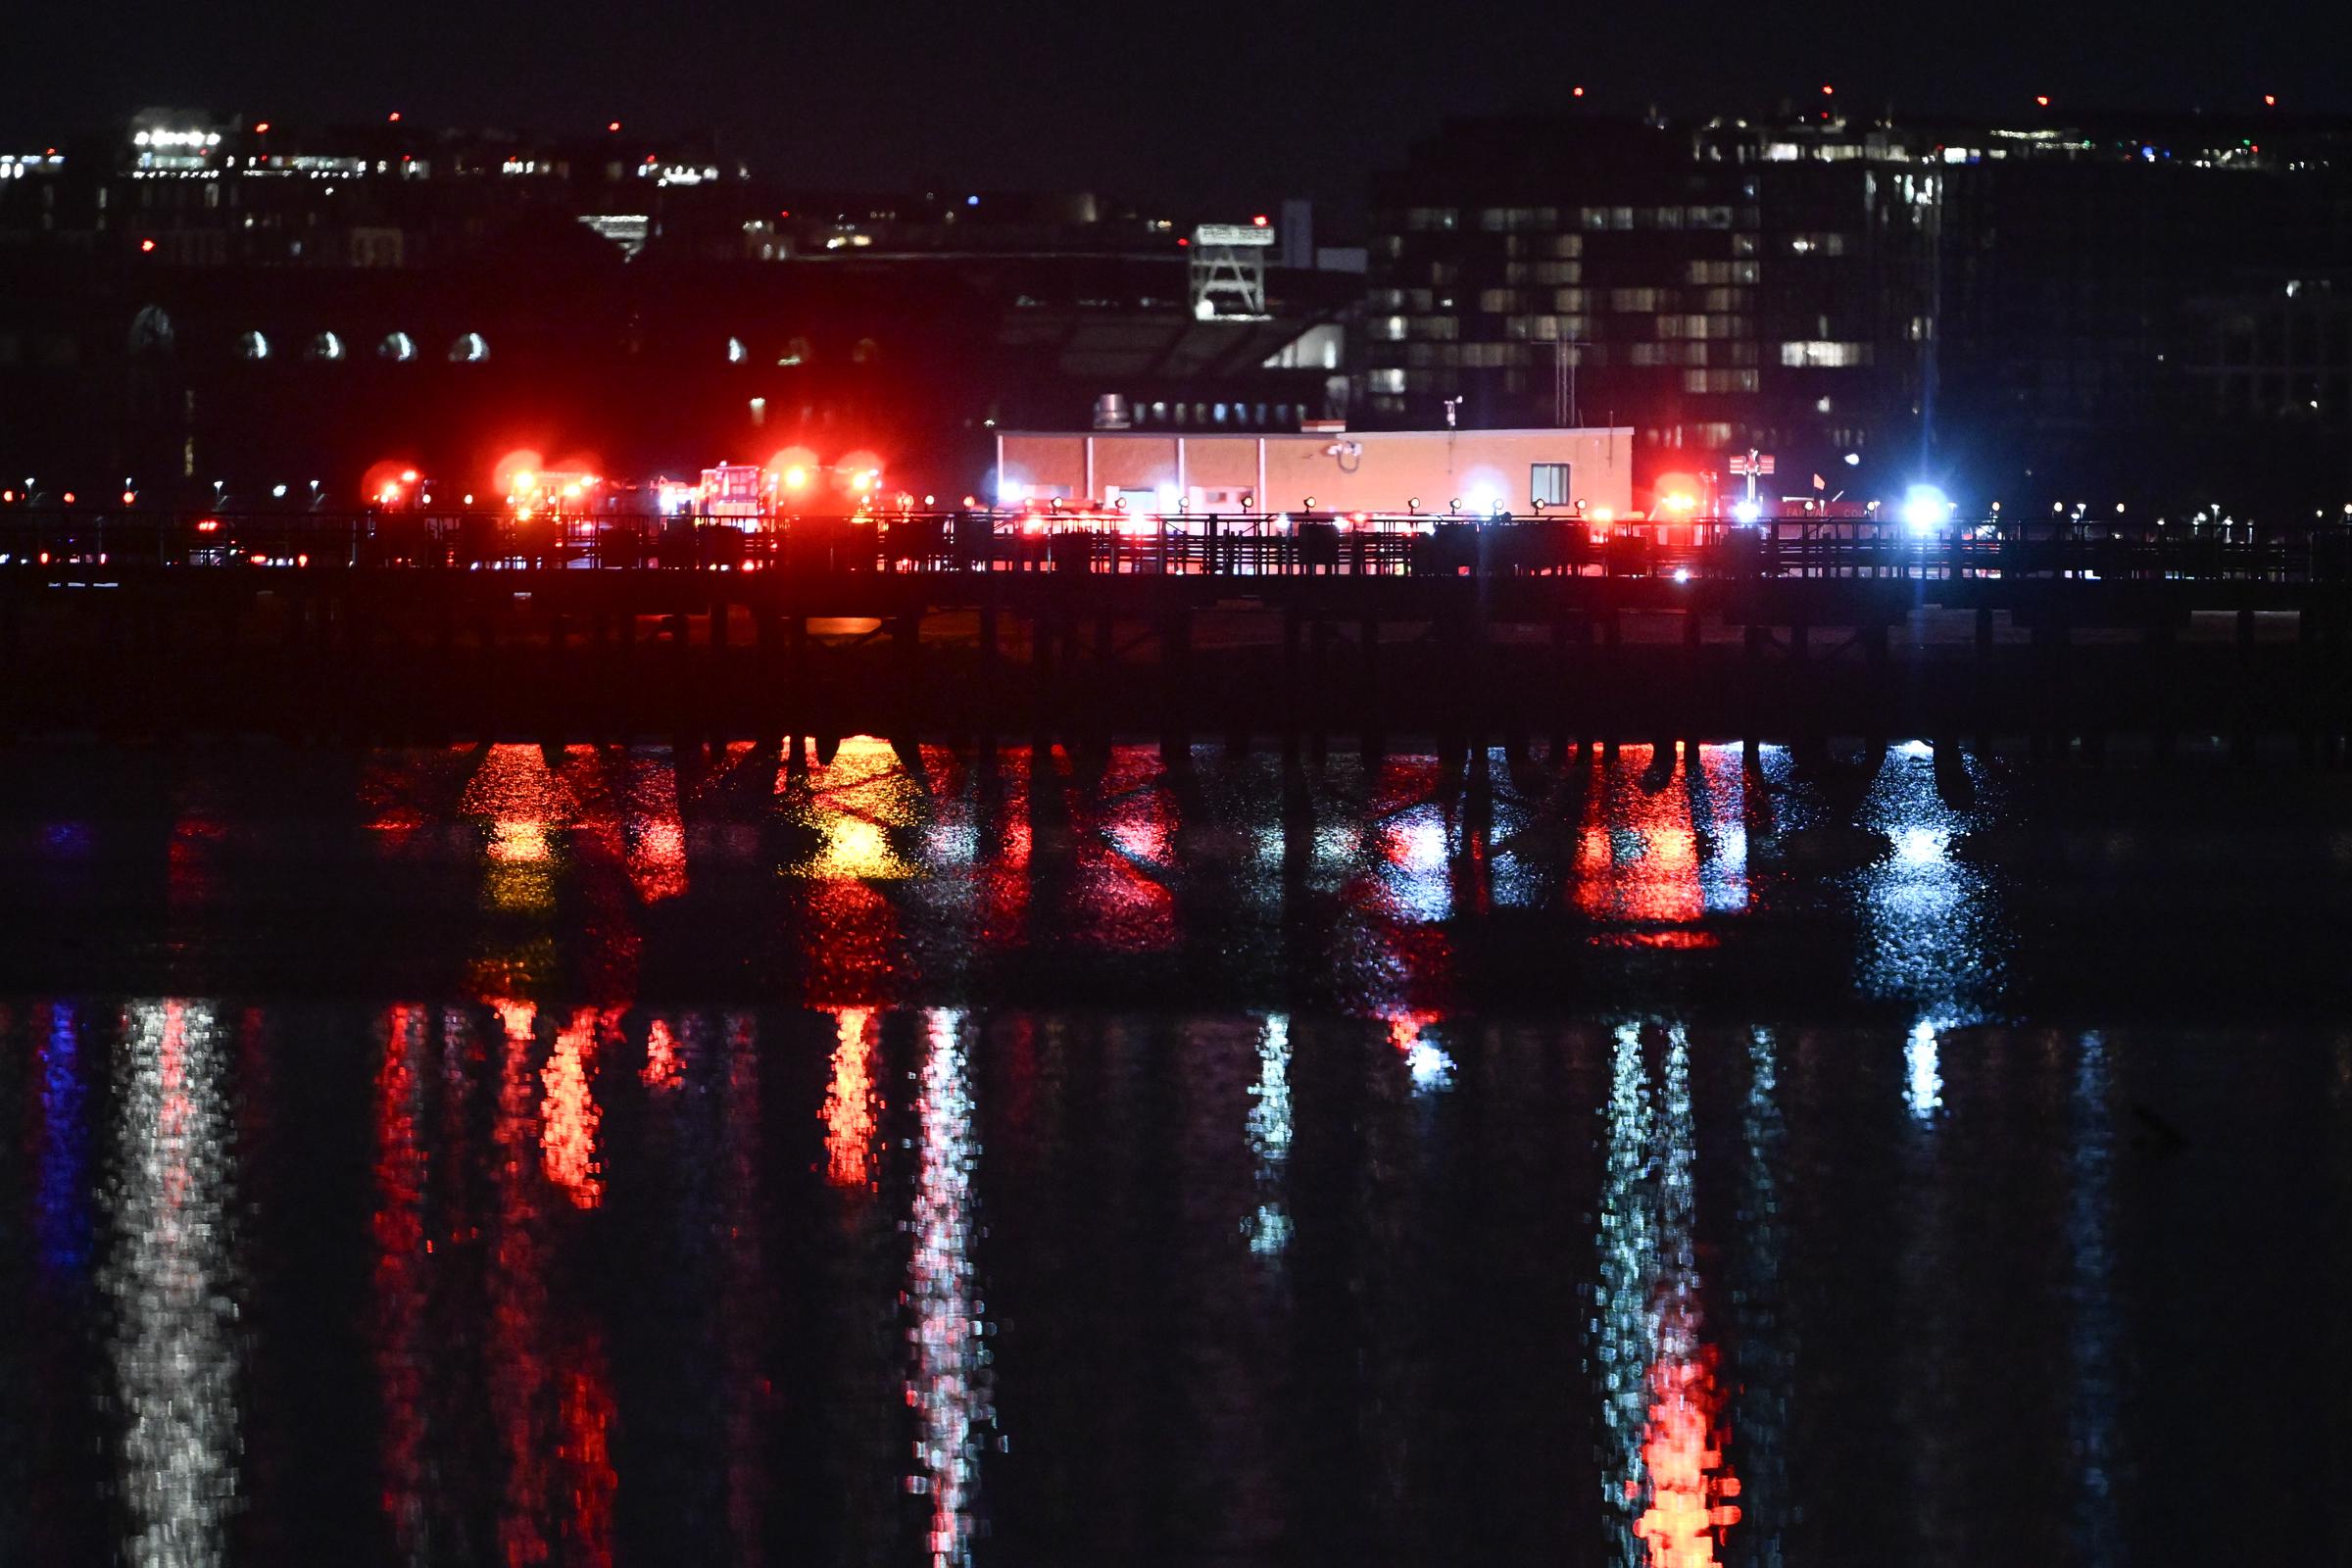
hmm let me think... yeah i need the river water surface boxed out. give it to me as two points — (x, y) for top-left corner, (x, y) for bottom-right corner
(2, 739), (2347, 1565)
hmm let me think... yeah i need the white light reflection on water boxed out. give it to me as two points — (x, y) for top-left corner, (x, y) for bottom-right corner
(1386, 1012), (1454, 1095)
(1594, 1021), (1740, 1567)
(1856, 746), (1999, 1019)
(907, 1007), (994, 1566)
(1244, 1013), (1294, 1257)
(1906, 1019), (1945, 1122)
(105, 1000), (239, 1568)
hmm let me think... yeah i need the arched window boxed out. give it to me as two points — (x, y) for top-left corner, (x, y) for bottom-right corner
(449, 331), (489, 364)
(306, 331), (344, 362)
(377, 331), (416, 363)
(235, 330), (270, 362)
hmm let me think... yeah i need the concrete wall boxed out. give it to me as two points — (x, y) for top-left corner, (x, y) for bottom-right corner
(998, 427), (1634, 514)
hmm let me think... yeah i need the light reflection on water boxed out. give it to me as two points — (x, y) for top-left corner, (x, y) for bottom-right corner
(105, 1000), (239, 1568)
(4, 740), (2352, 1565)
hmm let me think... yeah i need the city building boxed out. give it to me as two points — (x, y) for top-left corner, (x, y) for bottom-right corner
(0, 115), (1352, 503)
(1360, 106), (2352, 508)
(994, 426), (1635, 516)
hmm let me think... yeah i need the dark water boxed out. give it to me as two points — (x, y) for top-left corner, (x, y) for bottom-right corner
(2, 739), (2349, 1566)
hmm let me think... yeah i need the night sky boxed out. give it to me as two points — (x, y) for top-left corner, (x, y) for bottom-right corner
(10, 0), (2335, 214)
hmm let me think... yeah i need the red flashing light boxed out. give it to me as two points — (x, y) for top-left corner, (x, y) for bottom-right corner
(122, 489), (136, 505)
(255, 122), (270, 133)
(2035, 94), (2050, 108)
(1177, 236), (1189, 247)
(1821, 83), (1834, 96)
(60, 491), (74, 505)
(1251, 214), (1268, 226)
(387, 111), (402, 123)
(607, 120), (621, 132)
(644, 154), (658, 165)
(2264, 94), (2278, 107)
(139, 237), (156, 253)
(1573, 85), (1586, 97)
(195, 518), (220, 533)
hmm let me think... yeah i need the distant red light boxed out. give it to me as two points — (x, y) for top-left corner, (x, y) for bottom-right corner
(1251, 214), (1268, 226)
(388, 111), (402, 123)
(1821, 83), (1834, 95)
(139, 237), (156, 253)
(2264, 94), (2278, 107)
(254, 121), (270, 133)
(2035, 94), (2050, 107)
(1572, 85), (1586, 97)
(1177, 236), (1189, 247)
(61, 492), (74, 505)
(195, 518), (220, 533)
(607, 120), (621, 132)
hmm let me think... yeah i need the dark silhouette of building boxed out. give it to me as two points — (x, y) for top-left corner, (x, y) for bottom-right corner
(1360, 106), (2352, 509)
(0, 114), (1350, 504)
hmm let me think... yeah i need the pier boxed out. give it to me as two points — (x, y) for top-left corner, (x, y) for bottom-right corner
(3, 508), (2348, 761)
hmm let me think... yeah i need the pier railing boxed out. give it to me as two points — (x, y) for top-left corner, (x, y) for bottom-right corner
(4, 508), (2350, 585)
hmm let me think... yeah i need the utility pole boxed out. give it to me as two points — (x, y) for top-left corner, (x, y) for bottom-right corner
(1552, 339), (1583, 427)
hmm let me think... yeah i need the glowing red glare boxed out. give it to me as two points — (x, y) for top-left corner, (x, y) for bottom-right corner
(249, 553), (268, 565)
(296, 553), (309, 567)
(1821, 82), (1834, 95)
(400, 468), (418, 483)
(139, 237), (156, 253)
(2035, 94), (2051, 107)
(254, 121), (270, 133)
(607, 120), (621, 132)
(2264, 94), (2277, 107)
(1176, 236), (1189, 247)
(387, 111), (401, 122)
(195, 518), (219, 532)
(60, 491), (74, 505)
(1574, 85), (1586, 97)
(1251, 213), (1268, 226)
(122, 489), (135, 505)
(492, 449), (546, 497)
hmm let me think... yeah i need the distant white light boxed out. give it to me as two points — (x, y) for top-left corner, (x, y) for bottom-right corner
(1843, 452), (1861, 466)
(1901, 484), (1949, 534)
(1732, 500), (1762, 524)
(995, 476), (1024, 505)
(1673, 566), (1691, 583)
(1154, 483), (1180, 511)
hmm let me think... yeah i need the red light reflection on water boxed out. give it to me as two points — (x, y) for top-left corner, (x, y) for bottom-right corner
(1632, 1323), (1742, 1567)
(490, 1000), (552, 1567)
(824, 1006), (882, 1190)
(641, 1016), (683, 1092)
(1573, 745), (1751, 948)
(373, 1005), (428, 1547)
(540, 1009), (604, 1208)
(1071, 766), (1178, 953)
